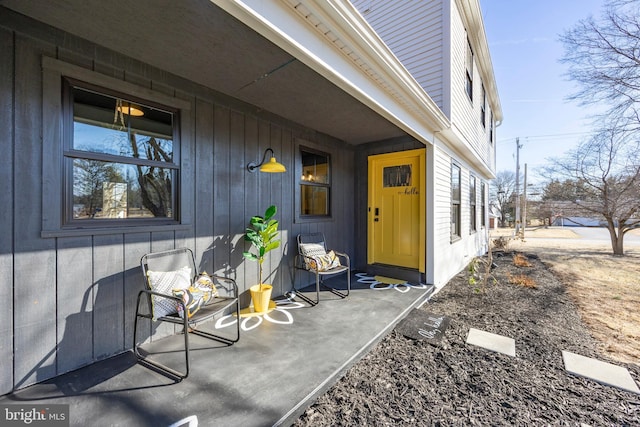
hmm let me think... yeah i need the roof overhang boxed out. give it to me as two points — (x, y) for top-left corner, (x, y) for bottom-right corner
(2, 0), (449, 145)
(212, 0), (450, 144)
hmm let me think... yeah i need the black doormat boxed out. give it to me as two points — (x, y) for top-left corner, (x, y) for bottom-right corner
(396, 309), (450, 342)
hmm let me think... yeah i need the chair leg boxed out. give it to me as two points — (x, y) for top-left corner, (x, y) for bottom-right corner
(316, 271), (323, 303)
(132, 291), (188, 381)
(183, 315), (190, 378)
(291, 264), (320, 306)
(133, 291), (144, 357)
(319, 269), (350, 298)
(291, 266), (350, 306)
(347, 267), (351, 296)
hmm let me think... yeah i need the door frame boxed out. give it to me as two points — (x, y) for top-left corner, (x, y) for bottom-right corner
(367, 148), (426, 273)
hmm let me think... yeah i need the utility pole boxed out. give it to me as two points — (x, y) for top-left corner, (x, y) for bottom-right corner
(522, 163), (528, 239)
(514, 138), (522, 237)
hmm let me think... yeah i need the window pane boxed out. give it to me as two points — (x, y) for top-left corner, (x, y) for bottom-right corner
(73, 159), (174, 220)
(383, 165), (412, 187)
(451, 204), (460, 237)
(301, 151), (329, 184)
(451, 165), (461, 201)
(301, 185), (329, 216)
(470, 177), (476, 202)
(481, 183), (486, 226)
(72, 87), (174, 161)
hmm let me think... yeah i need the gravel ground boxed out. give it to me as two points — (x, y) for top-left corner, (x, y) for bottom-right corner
(293, 250), (640, 426)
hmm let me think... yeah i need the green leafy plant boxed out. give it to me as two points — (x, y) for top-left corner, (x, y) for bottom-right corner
(243, 205), (280, 291)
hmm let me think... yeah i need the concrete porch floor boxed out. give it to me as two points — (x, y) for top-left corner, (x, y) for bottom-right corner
(0, 273), (434, 427)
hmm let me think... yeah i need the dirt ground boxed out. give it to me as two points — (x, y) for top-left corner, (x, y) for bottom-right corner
(293, 227), (640, 426)
(508, 227), (640, 365)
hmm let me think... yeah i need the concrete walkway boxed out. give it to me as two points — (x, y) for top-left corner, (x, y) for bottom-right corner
(0, 274), (434, 427)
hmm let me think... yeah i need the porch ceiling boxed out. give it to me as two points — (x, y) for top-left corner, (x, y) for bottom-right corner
(3, 0), (407, 144)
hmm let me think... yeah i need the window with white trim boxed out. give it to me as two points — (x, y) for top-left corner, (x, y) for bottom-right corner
(481, 181), (487, 228)
(480, 83), (486, 128)
(465, 38), (473, 101)
(489, 111), (494, 144)
(470, 174), (477, 233)
(451, 163), (461, 241)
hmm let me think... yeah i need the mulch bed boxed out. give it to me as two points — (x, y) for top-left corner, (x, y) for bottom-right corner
(293, 251), (640, 426)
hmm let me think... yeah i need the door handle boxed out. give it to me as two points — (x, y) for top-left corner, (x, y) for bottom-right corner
(375, 207), (379, 216)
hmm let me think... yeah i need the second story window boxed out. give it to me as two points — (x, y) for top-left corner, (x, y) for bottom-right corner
(490, 111), (494, 144)
(480, 83), (486, 127)
(466, 38), (474, 101)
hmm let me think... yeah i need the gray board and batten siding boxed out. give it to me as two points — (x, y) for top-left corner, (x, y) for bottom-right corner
(0, 10), (361, 394)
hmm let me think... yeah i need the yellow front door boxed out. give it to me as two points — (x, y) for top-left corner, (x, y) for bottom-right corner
(367, 149), (425, 271)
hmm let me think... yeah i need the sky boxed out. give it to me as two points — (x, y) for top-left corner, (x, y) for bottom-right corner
(480, 0), (607, 185)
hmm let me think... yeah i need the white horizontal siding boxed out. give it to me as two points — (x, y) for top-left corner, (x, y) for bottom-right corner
(432, 143), (488, 287)
(449, 0), (494, 169)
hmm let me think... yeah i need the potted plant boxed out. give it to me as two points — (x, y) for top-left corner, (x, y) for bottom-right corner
(243, 205), (280, 312)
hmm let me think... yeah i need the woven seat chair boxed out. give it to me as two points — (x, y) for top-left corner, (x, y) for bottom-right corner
(133, 247), (240, 379)
(293, 233), (350, 306)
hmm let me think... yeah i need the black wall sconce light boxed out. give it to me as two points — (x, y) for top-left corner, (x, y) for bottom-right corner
(246, 148), (287, 173)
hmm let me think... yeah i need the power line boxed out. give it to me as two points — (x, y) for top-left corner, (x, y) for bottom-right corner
(496, 131), (593, 144)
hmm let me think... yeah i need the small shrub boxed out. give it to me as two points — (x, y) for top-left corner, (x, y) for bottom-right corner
(513, 253), (532, 267)
(507, 273), (537, 288)
(468, 245), (497, 293)
(491, 236), (510, 251)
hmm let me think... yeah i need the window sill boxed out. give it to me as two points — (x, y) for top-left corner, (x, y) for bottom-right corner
(41, 223), (192, 238)
(294, 216), (334, 224)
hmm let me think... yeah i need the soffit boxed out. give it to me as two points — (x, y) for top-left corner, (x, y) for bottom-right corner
(2, 0), (407, 144)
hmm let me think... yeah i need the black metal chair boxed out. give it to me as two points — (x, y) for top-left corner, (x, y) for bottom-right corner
(134, 247), (240, 379)
(293, 233), (350, 306)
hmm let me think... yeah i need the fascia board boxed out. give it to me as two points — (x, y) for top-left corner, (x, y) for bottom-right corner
(211, 0), (451, 145)
(439, 126), (495, 179)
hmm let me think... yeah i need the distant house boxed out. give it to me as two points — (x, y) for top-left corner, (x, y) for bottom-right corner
(0, 0), (501, 394)
(541, 200), (605, 227)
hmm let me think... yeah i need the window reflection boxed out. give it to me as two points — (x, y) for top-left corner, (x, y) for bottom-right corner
(301, 151), (329, 184)
(300, 149), (330, 216)
(66, 83), (177, 223)
(383, 165), (412, 187)
(72, 160), (173, 219)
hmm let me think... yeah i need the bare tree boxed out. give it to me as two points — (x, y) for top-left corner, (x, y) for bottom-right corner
(557, 0), (640, 255)
(73, 160), (122, 218)
(560, 0), (640, 131)
(491, 170), (516, 227)
(545, 127), (640, 255)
